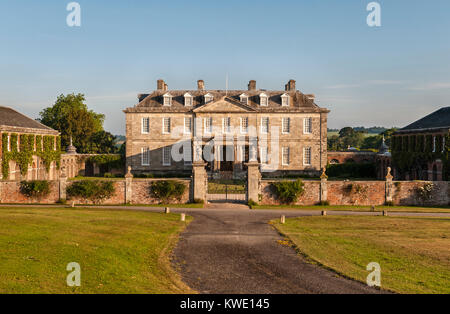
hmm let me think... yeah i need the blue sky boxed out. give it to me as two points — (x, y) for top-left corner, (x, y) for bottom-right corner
(1, 0), (449, 135)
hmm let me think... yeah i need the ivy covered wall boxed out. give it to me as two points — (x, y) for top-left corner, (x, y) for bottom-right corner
(391, 132), (449, 181)
(1, 132), (61, 179)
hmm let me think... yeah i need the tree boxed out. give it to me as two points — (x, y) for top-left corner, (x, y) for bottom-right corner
(88, 131), (118, 154)
(39, 93), (115, 154)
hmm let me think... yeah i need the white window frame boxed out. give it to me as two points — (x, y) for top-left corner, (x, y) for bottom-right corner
(141, 147), (150, 166)
(240, 117), (248, 134)
(204, 93), (214, 104)
(260, 117), (269, 134)
(204, 117), (212, 134)
(303, 147), (312, 166)
(260, 146), (268, 164)
(162, 146), (171, 166)
(184, 117), (192, 135)
(432, 136), (436, 153)
(184, 93), (193, 107)
(183, 146), (192, 166)
(240, 93), (248, 105)
(282, 117), (290, 134)
(163, 93), (172, 106)
(282, 147), (290, 166)
(281, 93), (289, 106)
(304, 117), (312, 134)
(222, 117), (231, 134)
(259, 93), (268, 106)
(162, 117), (171, 134)
(141, 117), (150, 134)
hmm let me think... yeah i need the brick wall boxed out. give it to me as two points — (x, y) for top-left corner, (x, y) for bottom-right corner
(0, 178), (191, 205)
(260, 179), (449, 206)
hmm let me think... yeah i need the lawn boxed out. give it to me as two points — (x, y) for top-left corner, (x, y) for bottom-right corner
(273, 216), (450, 294)
(252, 204), (450, 213)
(208, 180), (246, 194)
(0, 207), (193, 294)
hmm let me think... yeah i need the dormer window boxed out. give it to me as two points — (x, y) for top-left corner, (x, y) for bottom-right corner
(240, 94), (248, 105)
(163, 93), (172, 106)
(281, 93), (289, 106)
(259, 93), (268, 106)
(184, 93), (193, 106)
(204, 93), (214, 104)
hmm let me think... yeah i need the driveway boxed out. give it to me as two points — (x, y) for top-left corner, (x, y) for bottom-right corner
(172, 205), (387, 294)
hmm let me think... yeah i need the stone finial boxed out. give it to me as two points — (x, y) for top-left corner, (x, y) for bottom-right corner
(125, 166), (133, 178)
(66, 136), (77, 154)
(385, 167), (393, 180)
(320, 167), (328, 179)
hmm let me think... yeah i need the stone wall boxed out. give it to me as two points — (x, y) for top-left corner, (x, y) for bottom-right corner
(260, 179), (449, 206)
(0, 178), (191, 205)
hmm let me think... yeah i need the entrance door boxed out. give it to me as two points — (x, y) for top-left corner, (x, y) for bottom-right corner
(220, 145), (234, 171)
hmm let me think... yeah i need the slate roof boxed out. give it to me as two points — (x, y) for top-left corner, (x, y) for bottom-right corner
(124, 89), (329, 113)
(0, 106), (59, 134)
(399, 107), (450, 132)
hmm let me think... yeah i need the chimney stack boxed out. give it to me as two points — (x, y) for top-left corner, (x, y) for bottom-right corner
(248, 80), (256, 91)
(157, 79), (165, 91)
(197, 80), (205, 90)
(285, 79), (296, 91)
(163, 83), (168, 92)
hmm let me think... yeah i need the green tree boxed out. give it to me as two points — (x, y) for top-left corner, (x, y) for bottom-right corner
(39, 93), (114, 153)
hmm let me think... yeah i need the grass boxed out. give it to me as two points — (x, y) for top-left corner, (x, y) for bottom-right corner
(251, 204), (450, 213)
(273, 216), (450, 294)
(208, 180), (246, 194)
(0, 207), (193, 294)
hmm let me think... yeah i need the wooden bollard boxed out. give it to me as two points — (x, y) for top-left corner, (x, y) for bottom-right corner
(71, 201), (75, 208)
(181, 213), (186, 222)
(382, 210), (388, 216)
(281, 215), (286, 224)
(165, 207), (170, 214)
(371, 206), (375, 212)
(322, 210), (327, 216)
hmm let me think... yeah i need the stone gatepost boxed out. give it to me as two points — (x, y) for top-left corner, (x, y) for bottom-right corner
(385, 167), (394, 203)
(125, 166), (133, 204)
(59, 167), (67, 201)
(192, 161), (207, 202)
(320, 168), (328, 203)
(245, 161), (260, 203)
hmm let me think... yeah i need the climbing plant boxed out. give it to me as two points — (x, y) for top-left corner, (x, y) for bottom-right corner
(391, 133), (449, 181)
(1, 133), (61, 179)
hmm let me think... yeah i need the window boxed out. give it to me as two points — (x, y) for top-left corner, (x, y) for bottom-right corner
(240, 117), (248, 134)
(240, 94), (248, 105)
(261, 117), (269, 134)
(433, 136), (436, 152)
(282, 147), (290, 166)
(184, 146), (192, 166)
(142, 117), (150, 134)
(260, 93), (268, 106)
(184, 93), (193, 106)
(304, 117), (312, 134)
(204, 93), (213, 104)
(260, 147), (268, 164)
(282, 117), (290, 134)
(281, 93), (289, 106)
(223, 117), (231, 133)
(163, 93), (172, 106)
(162, 117), (171, 134)
(141, 147), (150, 166)
(303, 147), (312, 166)
(204, 117), (212, 134)
(184, 117), (192, 134)
(163, 146), (171, 166)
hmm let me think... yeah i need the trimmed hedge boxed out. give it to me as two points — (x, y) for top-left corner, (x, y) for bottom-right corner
(67, 180), (115, 204)
(272, 179), (305, 204)
(150, 180), (186, 203)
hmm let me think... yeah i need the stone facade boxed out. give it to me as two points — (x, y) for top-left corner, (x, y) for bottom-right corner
(124, 79), (329, 179)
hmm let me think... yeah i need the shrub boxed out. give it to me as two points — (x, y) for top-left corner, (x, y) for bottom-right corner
(272, 179), (305, 204)
(415, 183), (434, 203)
(150, 180), (186, 203)
(67, 180), (115, 204)
(20, 180), (50, 199)
(248, 199), (258, 207)
(193, 198), (204, 204)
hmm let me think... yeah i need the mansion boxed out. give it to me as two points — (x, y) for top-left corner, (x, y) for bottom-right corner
(124, 79), (329, 178)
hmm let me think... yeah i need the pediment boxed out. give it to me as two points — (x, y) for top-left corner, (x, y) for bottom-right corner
(193, 96), (256, 113)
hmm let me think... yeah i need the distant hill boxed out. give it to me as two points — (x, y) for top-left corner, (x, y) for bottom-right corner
(328, 127), (397, 135)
